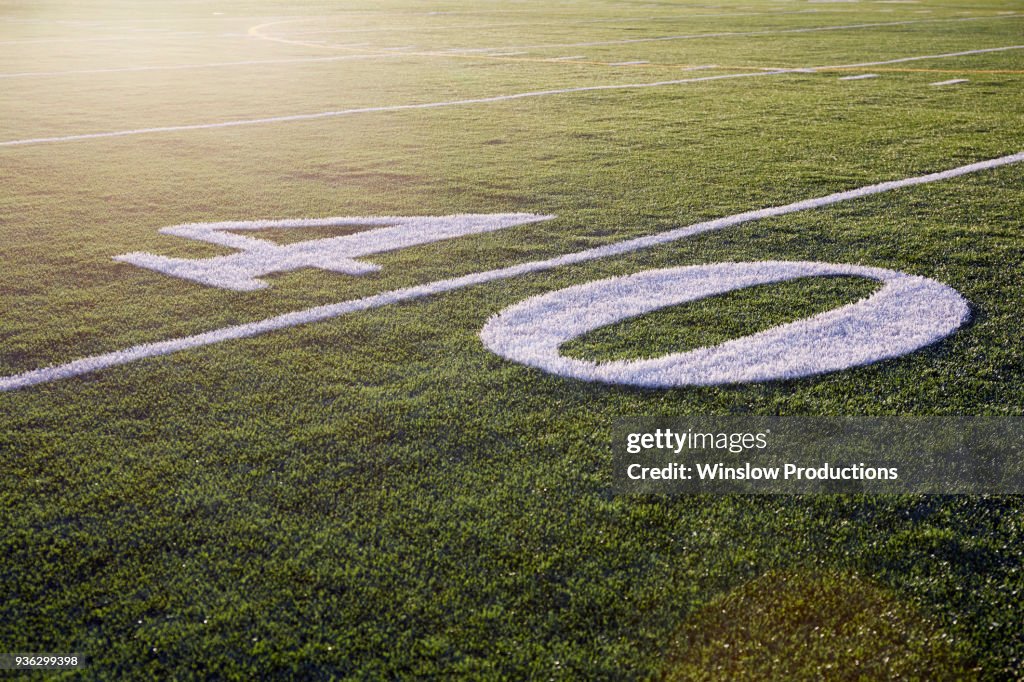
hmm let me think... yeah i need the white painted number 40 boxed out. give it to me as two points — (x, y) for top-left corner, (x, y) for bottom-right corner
(5, 151), (1017, 393)
(116, 215), (966, 389)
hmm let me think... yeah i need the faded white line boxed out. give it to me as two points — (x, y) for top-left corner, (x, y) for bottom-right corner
(548, 55), (586, 61)
(821, 44), (1024, 68)
(0, 53), (406, 80)
(0, 69), (787, 147)
(931, 78), (969, 86)
(4, 40), (1019, 147)
(609, 60), (650, 66)
(839, 73), (879, 80)
(2, 151), (1021, 392)
(0, 30), (220, 46)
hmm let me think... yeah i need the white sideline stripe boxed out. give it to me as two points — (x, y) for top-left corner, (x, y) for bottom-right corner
(931, 78), (968, 86)
(839, 73), (879, 80)
(0, 70), (786, 147)
(549, 55), (586, 61)
(442, 15), (1020, 52)
(609, 60), (650, 66)
(0, 53), (404, 79)
(2, 151), (1021, 393)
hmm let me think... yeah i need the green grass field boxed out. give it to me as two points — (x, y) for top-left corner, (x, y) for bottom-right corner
(2, 0), (1023, 678)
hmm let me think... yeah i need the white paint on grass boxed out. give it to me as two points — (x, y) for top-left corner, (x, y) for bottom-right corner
(479, 262), (969, 386)
(4, 42), (1018, 149)
(0, 69), (788, 147)
(0, 53), (405, 80)
(821, 44), (1024, 69)
(548, 55), (586, 61)
(115, 214), (553, 291)
(1, 151), (1021, 392)
(931, 78), (968, 86)
(609, 60), (650, 66)
(839, 73), (879, 80)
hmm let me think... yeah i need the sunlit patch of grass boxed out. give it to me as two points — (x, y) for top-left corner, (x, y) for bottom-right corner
(663, 570), (973, 681)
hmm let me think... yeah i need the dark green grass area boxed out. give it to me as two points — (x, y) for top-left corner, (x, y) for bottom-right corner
(562, 276), (881, 362)
(2, 0), (1024, 678)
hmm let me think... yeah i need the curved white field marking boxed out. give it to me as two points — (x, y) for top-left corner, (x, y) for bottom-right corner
(931, 78), (969, 86)
(839, 73), (879, 80)
(478, 262), (970, 387)
(116, 214), (553, 291)
(0, 151), (1021, 392)
(3, 43), (1021, 148)
(243, 9), (834, 51)
(269, 10), (828, 38)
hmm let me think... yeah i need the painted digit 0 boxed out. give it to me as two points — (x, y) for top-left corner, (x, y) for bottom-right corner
(479, 261), (970, 387)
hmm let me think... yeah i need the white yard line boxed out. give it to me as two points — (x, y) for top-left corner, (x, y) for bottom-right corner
(3, 41), (1017, 148)
(1, 151), (1021, 392)
(820, 44), (1024, 69)
(931, 78), (969, 86)
(0, 53), (406, 80)
(839, 73), (879, 80)
(609, 60), (650, 66)
(0, 70), (789, 147)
